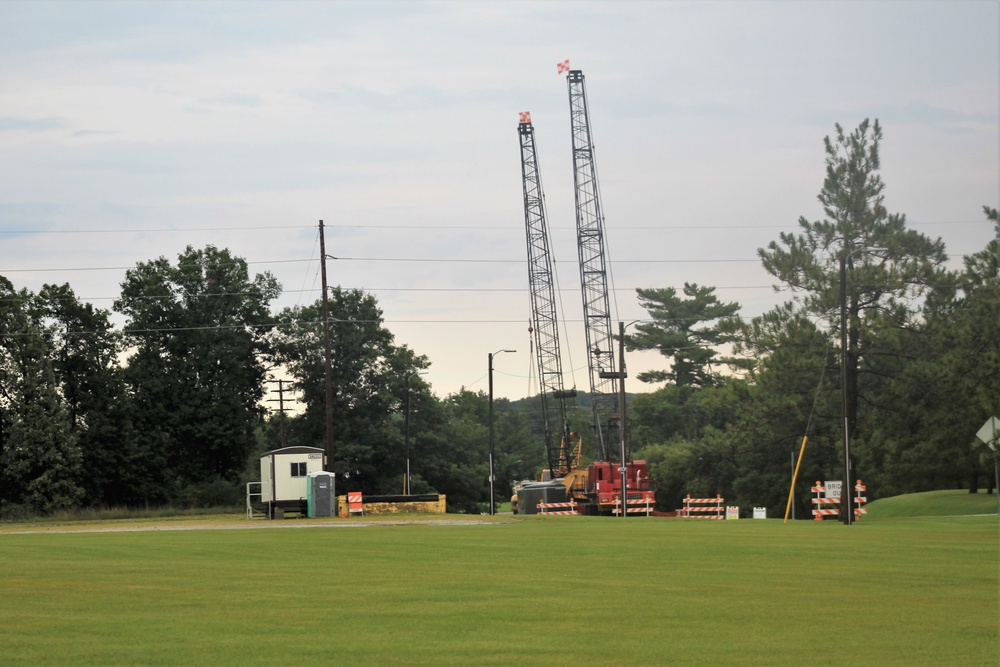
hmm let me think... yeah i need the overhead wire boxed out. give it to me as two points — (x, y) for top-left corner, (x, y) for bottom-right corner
(0, 218), (985, 236)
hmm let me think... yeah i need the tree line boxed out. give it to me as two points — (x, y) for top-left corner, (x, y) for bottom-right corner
(626, 120), (998, 515)
(0, 244), (545, 516)
(1, 119), (997, 518)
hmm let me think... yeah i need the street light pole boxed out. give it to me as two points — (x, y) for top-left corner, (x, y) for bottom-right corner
(616, 321), (642, 518)
(618, 321), (627, 518)
(602, 321), (640, 517)
(404, 371), (426, 495)
(489, 349), (516, 515)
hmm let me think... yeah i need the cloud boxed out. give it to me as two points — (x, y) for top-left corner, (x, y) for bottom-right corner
(0, 202), (69, 233)
(827, 102), (998, 129)
(301, 85), (466, 113)
(199, 93), (265, 108)
(0, 117), (65, 132)
(72, 129), (117, 138)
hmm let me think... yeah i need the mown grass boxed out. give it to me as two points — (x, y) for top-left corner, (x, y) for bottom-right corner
(0, 514), (996, 666)
(0, 505), (244, 528)
(865, 488), (999, 518)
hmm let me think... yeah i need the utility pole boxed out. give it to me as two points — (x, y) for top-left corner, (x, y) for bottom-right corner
(405, 371), (427, 495)
(839, 250), (853, 525)
(319, 220), (335, 473)
(266, 379), (294, 449)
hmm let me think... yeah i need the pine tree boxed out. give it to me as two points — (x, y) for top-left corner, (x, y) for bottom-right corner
(625, 283), (743, 388)
(757, 119), (948, 476)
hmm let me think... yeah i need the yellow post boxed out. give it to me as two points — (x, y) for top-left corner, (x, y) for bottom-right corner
(783, 436), (808, 523)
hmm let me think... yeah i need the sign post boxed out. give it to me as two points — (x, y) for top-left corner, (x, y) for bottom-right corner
(976, 417), (1000, 516)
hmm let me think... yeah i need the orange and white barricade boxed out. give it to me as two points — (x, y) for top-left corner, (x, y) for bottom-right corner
(811, 482), (839, 520)
(538, 500), (580, 515)
(348, 491), (363, 515)
(612, 496), (655, 516)
(854, 481), (868, 518)
(812, 480), (869, 520)
(683, 494), (725, 519)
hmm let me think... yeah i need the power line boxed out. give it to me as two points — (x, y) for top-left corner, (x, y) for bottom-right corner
(0, 285), (781, 307)
(0, 225), (315, 234)
(5, 294), (990, 340)
(0, 219), (985, 235)
(0, 314), (774, 339)
(0, 258), (313, 273)
(331, 256), (760, 264)
(0, 254), (767, 279)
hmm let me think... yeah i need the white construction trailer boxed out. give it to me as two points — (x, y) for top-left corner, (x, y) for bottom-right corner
(260, 446), (326, 518)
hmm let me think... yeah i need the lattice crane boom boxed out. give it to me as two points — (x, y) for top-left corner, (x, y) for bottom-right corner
(566, 69), (619, 462)
(518, 112), (576, 477)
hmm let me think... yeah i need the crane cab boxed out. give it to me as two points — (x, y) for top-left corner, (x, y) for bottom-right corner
(586, 460), (655, 516)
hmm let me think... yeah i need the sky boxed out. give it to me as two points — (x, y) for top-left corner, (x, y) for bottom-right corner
(1, 1), (997, 405)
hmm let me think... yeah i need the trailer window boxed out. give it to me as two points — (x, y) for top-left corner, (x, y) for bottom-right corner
(290, 462), (307, 477)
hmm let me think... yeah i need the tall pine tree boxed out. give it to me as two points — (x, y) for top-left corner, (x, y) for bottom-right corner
(756, 119), (948, 482)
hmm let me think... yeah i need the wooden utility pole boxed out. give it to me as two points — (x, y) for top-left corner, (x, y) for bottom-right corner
(319, 220), (334, 472)
(265, 379), (293, 449)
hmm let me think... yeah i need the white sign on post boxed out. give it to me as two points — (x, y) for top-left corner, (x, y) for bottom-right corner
(824, 480), (843, 499)
(976, 416), (1000, 451)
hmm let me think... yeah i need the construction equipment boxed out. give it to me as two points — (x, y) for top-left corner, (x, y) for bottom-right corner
(514, 110), (584, 516)
(564, 67), (655, 514)
(566, 68), (620, 461)
(512, 67), (655, 516)
(517, 111), (578, 480)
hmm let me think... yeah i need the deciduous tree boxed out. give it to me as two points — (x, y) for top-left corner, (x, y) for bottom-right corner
(115, 246), (279, 494)
(0, 278), (84, 514)
(31, 284), (147, 506)
(270, 288), (429, 494)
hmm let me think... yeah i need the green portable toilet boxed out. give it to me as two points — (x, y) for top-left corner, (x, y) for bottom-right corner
(307, 471), (336, 517)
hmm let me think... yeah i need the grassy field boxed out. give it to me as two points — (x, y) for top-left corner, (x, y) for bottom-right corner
(0, 506), (996, 667)
(865, 488), (1000, 518)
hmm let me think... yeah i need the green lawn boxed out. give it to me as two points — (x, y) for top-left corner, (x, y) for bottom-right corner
(865, 488), (1000, 518)
(0, 514), (996, 666)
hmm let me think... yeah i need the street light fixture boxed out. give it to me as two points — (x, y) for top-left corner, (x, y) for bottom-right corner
(404, 371), (427, 495)
(489, 349), (516, 516)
